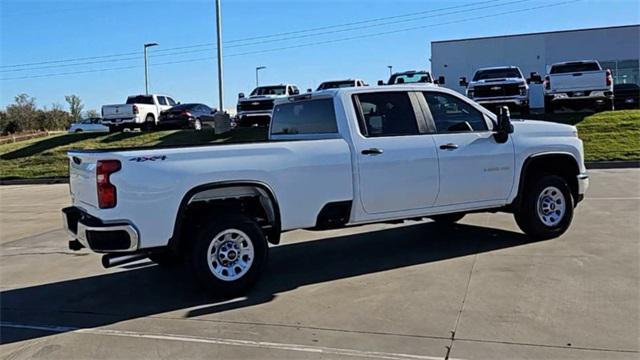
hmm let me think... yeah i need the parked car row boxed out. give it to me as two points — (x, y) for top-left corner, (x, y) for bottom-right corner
(234, 70), (447, 128)
(457, 59), (638, 115)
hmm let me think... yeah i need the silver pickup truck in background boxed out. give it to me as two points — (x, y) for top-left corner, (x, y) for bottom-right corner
(543, 60), (614, 113)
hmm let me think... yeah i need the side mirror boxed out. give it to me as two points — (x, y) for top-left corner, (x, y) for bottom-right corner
(437, 75), (446, 85)
(377, 80), (384, 86)
(307, 88), (312, 93)
(494, 106), (513, 143)
(238, 92), (245, 99)
(527, 72), (542, 84)
(177, 101), (181, 105)
(459, 77), (468, 87)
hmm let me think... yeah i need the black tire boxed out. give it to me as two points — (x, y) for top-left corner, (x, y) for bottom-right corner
(520, 105), (530, 116)
(108, 125), (119, 133)
(514, 174), (574, 239)
(430, 213), (465, 224)
(188, 214), (268, 297)
(148, 251), (182, 267)
(544, 97), (554, 114)
(75, 129), (83, 133)
(144, 114), (156, 131)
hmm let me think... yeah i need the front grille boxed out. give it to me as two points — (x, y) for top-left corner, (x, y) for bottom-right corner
(237, 99), (274, 112)
(474, 84), (520, 98)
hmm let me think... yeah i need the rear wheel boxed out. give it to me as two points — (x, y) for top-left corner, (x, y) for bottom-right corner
(188, 214), (268, 297)
(144, 115), (156, 131)
(544, 97), (554, 114)
(430, 213), (465, 224)
(514, 174), (574, 239)
(520, 105), (530, 116)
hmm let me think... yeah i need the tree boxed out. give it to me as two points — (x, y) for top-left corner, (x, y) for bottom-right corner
(65, 95), (84, 121)
(5, 93), (38, 133)
(85, 109), (100, 118)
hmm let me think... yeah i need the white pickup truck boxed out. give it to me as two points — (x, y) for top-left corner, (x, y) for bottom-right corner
(544, 60), (614, 113)
(235, 84), (299, 127)
(102, 94), (178, 131)
(63, 85), (589, 296)
(459, 66), (533, 115)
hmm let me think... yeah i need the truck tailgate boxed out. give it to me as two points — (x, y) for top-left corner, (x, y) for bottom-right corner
(102, 104), (134, 119)
(68, 152), (100, 208)
(550, 71), (606, 92)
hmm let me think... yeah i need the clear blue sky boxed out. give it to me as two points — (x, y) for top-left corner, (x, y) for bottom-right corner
(1, 0), (638, 113)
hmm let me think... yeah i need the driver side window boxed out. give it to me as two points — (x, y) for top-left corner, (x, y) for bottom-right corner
(423, 92), (487, 133)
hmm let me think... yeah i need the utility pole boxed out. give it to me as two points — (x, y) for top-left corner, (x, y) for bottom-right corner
(215, 0), (224, 112)
(255, 66), (266, 87)
(387, 65), (393, 77)
(144, 43), (158, 95)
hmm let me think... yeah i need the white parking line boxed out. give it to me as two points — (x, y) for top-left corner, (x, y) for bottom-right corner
(1, 322), (457, 360)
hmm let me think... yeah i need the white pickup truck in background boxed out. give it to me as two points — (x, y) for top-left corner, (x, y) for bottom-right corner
(543, 60), (614, 113)
(235, 84), (299, 127)
(64, 85), (589, 297)
(459, 66), (533, 115)
(101, 94), (178, 131)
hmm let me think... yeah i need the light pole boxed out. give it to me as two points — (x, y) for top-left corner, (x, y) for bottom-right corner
(387, 65), (393, 77)
(144, 43), (158, 95)
(214, 0), (224, 112)
(255, 66), (266, 87)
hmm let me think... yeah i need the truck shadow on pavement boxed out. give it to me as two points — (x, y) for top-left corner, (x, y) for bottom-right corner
(1, 221), (540, 345)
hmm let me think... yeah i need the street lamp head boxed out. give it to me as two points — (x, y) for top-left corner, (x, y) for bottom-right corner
(144, 43), (159, 48)
(256, 66), (266, 70)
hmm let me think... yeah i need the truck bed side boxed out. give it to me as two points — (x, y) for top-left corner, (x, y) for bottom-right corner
(68, 139), (353, 248)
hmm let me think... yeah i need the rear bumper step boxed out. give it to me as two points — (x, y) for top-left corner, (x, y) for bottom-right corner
(62, 207), (139, 253)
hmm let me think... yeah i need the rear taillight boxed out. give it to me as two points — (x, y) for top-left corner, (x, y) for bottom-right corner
(606, 69), (613, 86)
(133, 104), (139, 114)
(97, 160), (121, 209)
(543, 75), (550, 90)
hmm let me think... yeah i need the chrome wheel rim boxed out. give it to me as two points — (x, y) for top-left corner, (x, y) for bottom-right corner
(207, 229), (254, 281)
(536, 186), (566, 227)
(194, 119), (202, 130)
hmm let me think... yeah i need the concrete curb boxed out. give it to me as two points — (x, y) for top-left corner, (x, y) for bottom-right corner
(585, 161), (640, 169)
(1, 161), (638, 185)
(0, 177), (69, 186)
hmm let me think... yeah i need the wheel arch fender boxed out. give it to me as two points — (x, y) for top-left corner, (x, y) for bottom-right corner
(168, 181), (282, 250)
(512, 152), (580, 209)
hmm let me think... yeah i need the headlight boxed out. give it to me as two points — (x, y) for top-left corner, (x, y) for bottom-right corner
(467, 89), (474, 98)
(519, 86), (527, 96)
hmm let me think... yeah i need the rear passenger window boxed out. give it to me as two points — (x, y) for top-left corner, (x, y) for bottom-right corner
(157, 96), (168, 106)
(423, 92), (488, 132)
(271, 98), (337, 135)
(167, 97), (177, 106)
(354, 92), (418, 137)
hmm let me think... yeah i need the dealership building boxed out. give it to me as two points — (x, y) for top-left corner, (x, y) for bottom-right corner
(430, 24), (639, 108)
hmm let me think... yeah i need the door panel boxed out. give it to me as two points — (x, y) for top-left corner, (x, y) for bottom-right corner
(433, 132), (514, 206)
(351, 91), (439, 214)
(421, 91), (515, 206)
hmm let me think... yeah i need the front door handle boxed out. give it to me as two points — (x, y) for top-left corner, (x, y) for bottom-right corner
(439, 143), (459, 150)
(361, 148), (384, 155)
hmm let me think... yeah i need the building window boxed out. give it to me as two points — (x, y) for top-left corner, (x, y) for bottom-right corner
(601, 59), (640, 85)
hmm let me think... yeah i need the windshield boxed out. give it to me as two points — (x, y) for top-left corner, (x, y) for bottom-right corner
(389, 72), (432, 84)
(251, 86), (287, 96)
(317, 81), (356, 90)
(126, 95), (154, 105)
(550, 62), (601, 74)
(473, 68), (522, 81)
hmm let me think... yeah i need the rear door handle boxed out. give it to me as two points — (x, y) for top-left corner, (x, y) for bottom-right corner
(361, 148), (384, 155)
(439, 143), (459, 150)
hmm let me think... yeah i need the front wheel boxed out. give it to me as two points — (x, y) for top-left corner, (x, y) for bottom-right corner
(514, 175), (574, 239)
(188, 214), (268, 297)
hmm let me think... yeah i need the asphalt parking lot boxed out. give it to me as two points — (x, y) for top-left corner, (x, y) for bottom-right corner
(0, 169), (638, 360)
